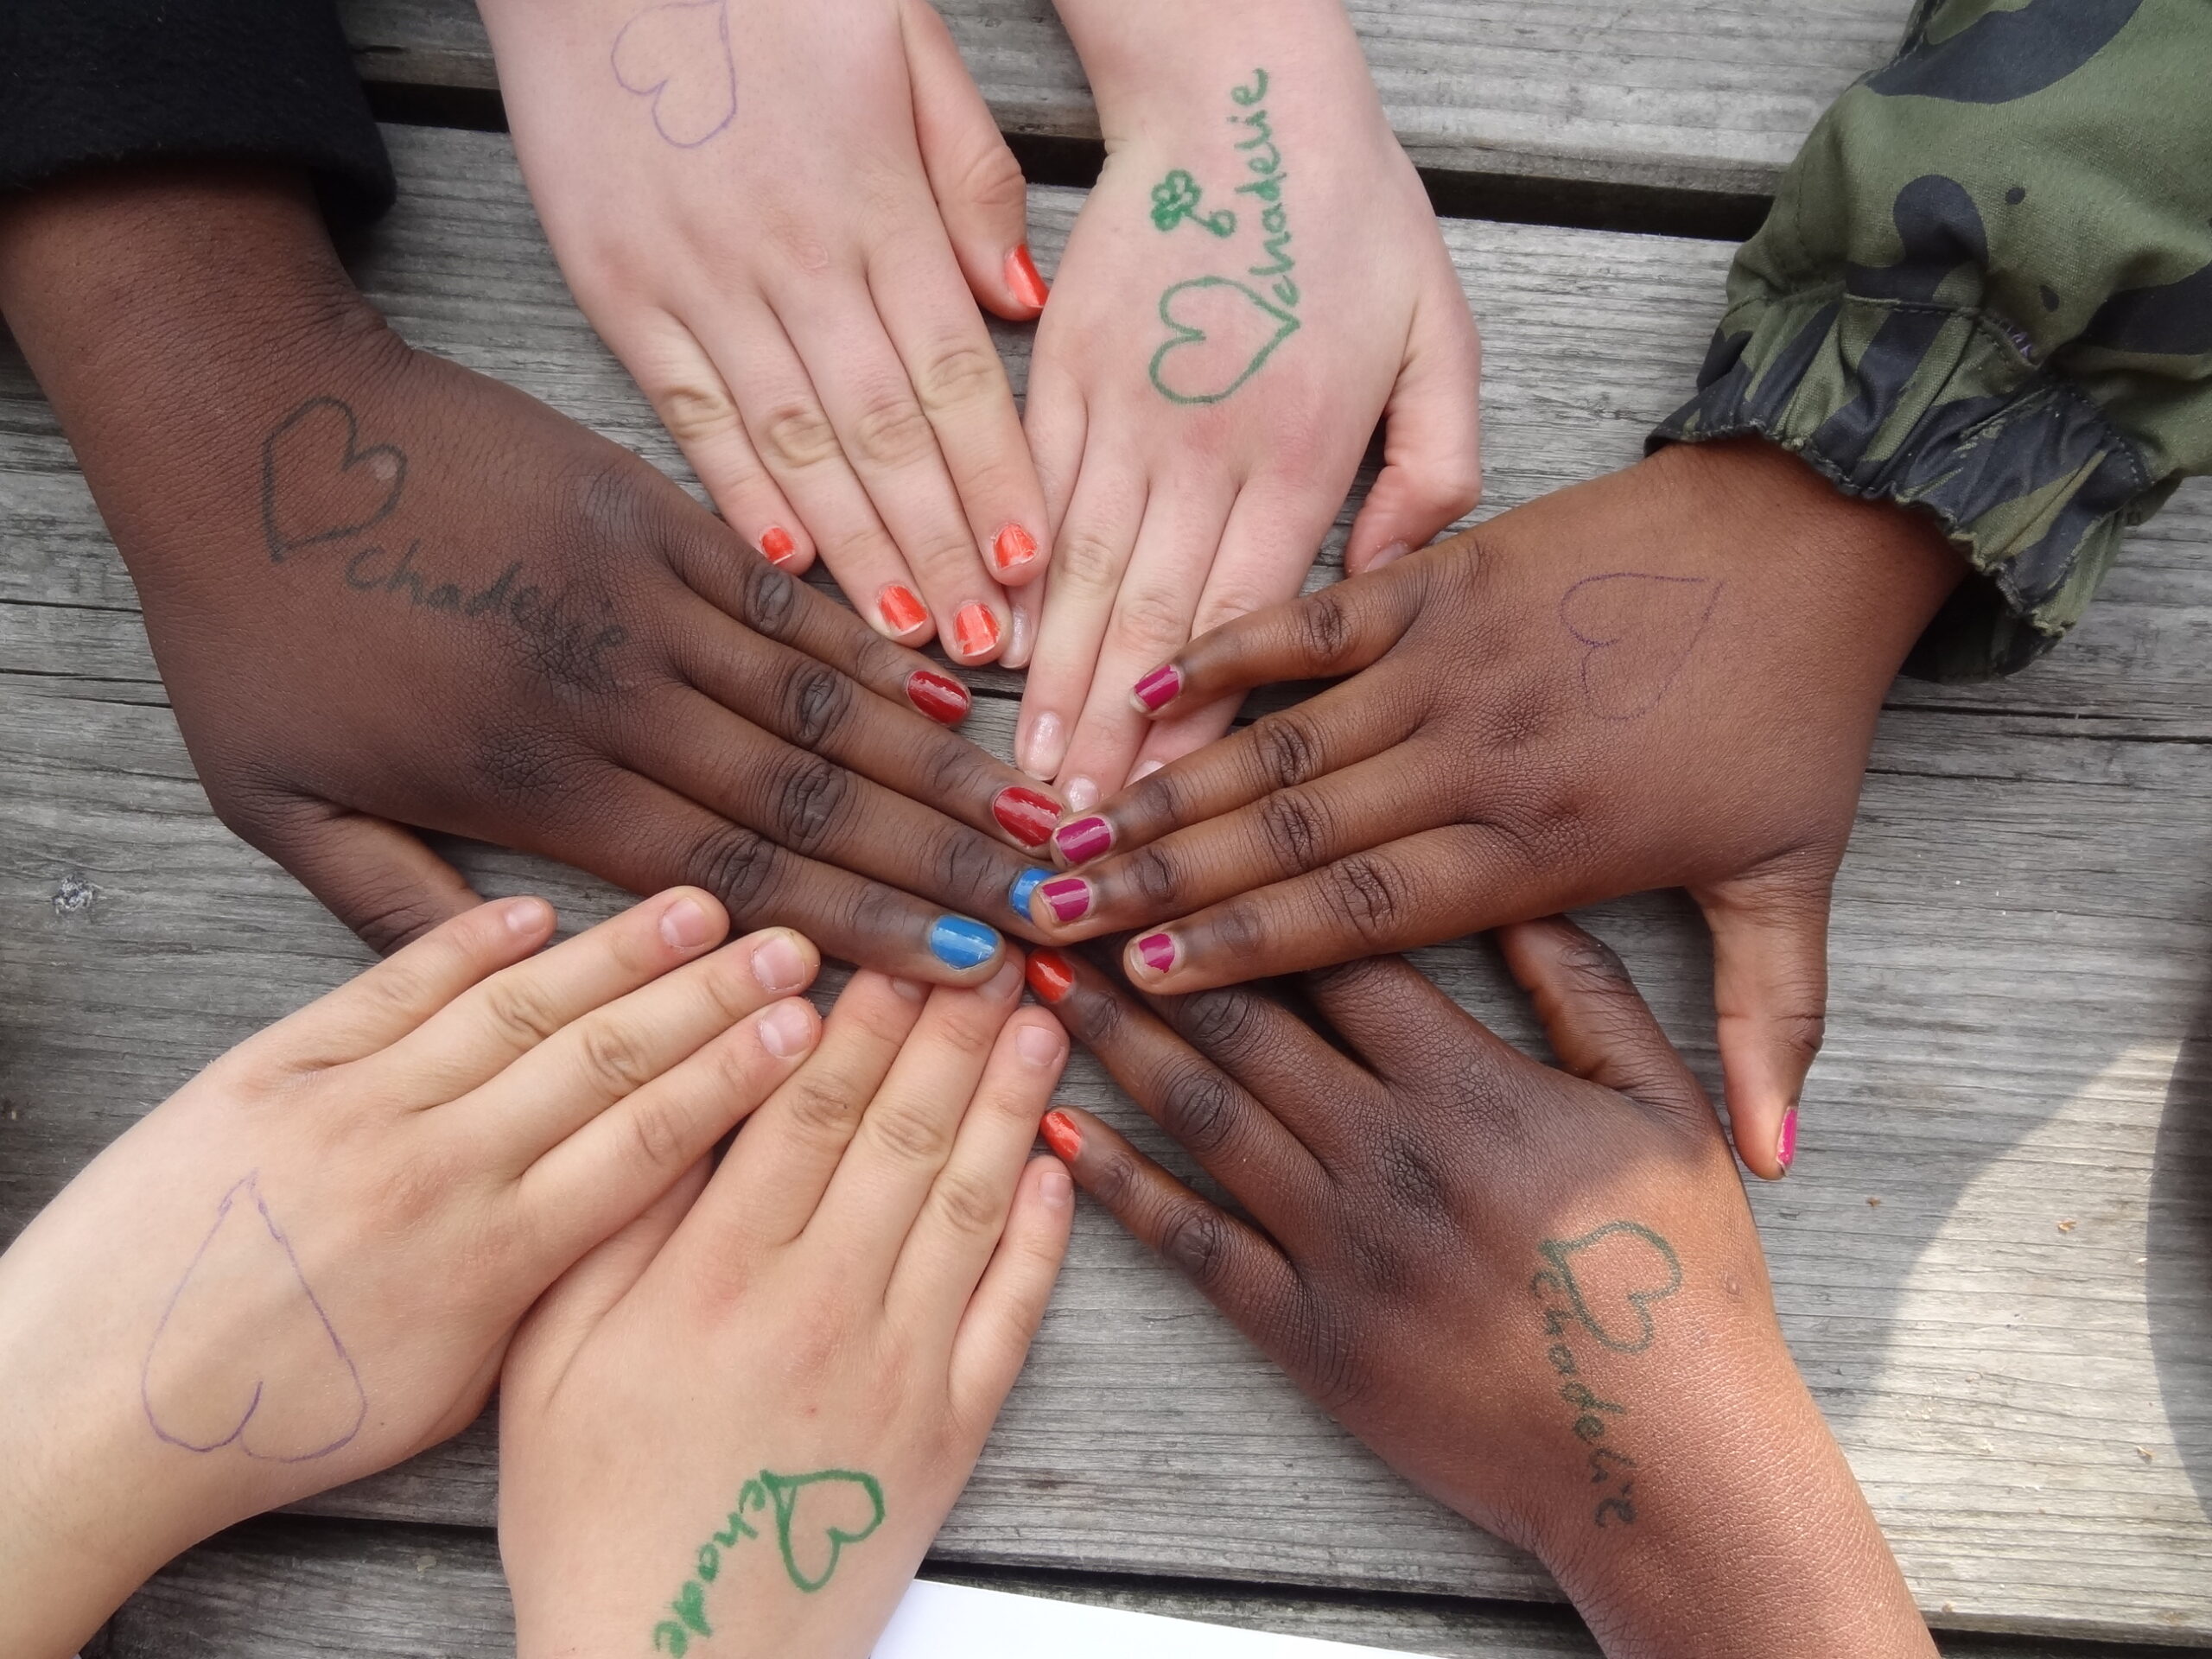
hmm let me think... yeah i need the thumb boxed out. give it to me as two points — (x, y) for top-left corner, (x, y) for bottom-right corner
(250, 801), (483, 954)
(1344, 264), (1483, 576)
(1698, 866), (1834, 1181)
(901, 0), (1044, 319)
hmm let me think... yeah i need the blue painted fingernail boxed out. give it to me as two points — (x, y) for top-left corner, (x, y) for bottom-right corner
(1008, 867), (1050, 920)
(930, 915), (1001, 969)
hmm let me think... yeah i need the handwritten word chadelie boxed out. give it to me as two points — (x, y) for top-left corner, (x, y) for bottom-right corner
(652, 1467), (886, 1655)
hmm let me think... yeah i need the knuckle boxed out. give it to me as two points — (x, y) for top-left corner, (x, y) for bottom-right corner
(1154, 1061), (1241, 1158)
(686, 823), (783, 919)
(782, 1075), (862, 1143)
(1321, 853), (1411, 947)
(769, 752), (855, 855)
(848, 390), (938, 469)
(775, 658), (855, 748)
(1158, 1204), (1234, 1287)
(929, 1165), (1007, 1238)
(931, 830), (1005, 909)
(577, 1017), (661, 1095)
(1295, 589), (1356, 667)
(911, 340), (1007, 416)
(1175, 988), (1263, 1060)
(1205, 900), (1268, 965)
(760, 400), (843, 471)
(1110, 586), (1191, 656)
(950, 138), (1028, 220)
(1051, 528), (1127, 595)
(620, 1096), (692, 1177)
(1123, 844), (1185, 911)
(1249, 710), (1325, 792)
(737, 560), (805, 639)
(1055, 981), (1126, 1052)
(478, 975), (569, 1049)
(1556, 932), (1633, 995)
(869, 1100), (957, 1165)
(1087, 1140), (1140, 1211)
(652, 380), (744, 446)
(1257, 787), (1332, 874)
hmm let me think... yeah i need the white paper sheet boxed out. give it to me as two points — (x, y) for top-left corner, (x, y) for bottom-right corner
(873, 1580), (1440, 1657)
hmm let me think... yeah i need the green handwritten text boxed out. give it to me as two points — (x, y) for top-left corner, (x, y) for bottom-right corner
(651, 1467), (885, 1654)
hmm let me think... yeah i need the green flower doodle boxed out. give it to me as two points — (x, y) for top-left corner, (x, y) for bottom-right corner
(1149, 169), (1236, 238)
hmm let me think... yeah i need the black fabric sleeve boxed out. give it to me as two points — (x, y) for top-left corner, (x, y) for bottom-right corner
(0, 0), (394, 226)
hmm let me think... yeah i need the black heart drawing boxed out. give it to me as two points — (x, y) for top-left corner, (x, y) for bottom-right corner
(260, 397), (407, 563)
(613, 0), (739, 148)
(1537, 1222), (1683, 1353)
(1557, 573), (1723, 720)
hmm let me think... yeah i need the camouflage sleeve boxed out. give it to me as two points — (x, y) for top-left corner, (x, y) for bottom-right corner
(1651, 0), (2212, 681)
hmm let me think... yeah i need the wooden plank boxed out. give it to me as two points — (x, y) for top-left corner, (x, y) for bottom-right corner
(335, 0), (1911, 200)
(5, 125), (2210, 1641)
(91, 1515), (2210, 1659)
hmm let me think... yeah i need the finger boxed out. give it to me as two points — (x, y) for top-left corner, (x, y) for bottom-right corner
(1343, 273), (1484, 577)
(257, 894), (556, 1071)
(463, 925), (821, 1170)
(696, 970), (929, 1247)
(887, 1009), (1066, 1342)
(1299, 950), (1519, 1090)
(1013, 444), (1145, 783)
(947, 1156), (1074, 1422)
(1022, 352), (1086, 539)
(901, 0), (1045, 322)
(378, 887), (733, 1100)
(1700, 870), (1832, 1180)
(248, 802), (484, 955)
(1028, 747), (1442, 942)
(802, 957), (1027, 1281)
(1022, 948), (1329, 1238)
(518, 993), (822, 1258)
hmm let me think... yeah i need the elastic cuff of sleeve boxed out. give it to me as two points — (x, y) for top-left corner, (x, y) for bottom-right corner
(1648, 289), (2168, 682)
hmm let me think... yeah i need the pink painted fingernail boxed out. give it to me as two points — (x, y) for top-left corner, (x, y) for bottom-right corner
(1053, 815), (1113, 865)
(1777, 1107), (1799, 1174)
(1133, 931), (1179, 977)
(1038, 875), (1092, 925)
(1131, 663), (1183, 713)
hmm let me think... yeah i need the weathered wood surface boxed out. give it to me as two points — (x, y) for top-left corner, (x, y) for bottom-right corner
(337, 0), (1910, 200)
(4, 125), (2210, 1643)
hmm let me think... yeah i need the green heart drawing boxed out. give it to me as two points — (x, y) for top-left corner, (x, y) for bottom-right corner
(1148, 276), (1301, 405)
(762, 1468), (887, 1592)
(1536, 1222), (1682, 1353)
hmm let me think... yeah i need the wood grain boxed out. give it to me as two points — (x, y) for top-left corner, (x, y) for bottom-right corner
(6, 125), (2210, 1643)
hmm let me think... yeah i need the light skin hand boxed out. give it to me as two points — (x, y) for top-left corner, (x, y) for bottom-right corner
(0, 891), (825, 1659)
(1014, 0), (1481, 809)
(1027, 439), (1965, 1174)
(480, 0), (1051, 664)
(499, 958), (1072, 1659)
(1026, 930), (1937, 1659)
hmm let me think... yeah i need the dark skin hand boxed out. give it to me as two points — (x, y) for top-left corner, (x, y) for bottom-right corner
(1027, 932), (1936, 1658)
(0, 164), (1067, 981)
(1023, 439), (1964, 1173)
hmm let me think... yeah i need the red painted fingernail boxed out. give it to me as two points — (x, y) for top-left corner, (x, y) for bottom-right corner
(1053, 815), (1113, 865)
(1006, 244), (1050, 311)
(1040, 1108), (1082, 1162)
(906, 668), (969, 726)
(1777, 1107), (1799, 1174)
(1027, 948), (1077, 1004)
(953, 602), (1002, 659)
(1038, 875), (1091, 925)
(993, 785), (1063, 849)
(1131, 663), (1183, 713)
(759, 525), (798, 566)
(1133, 931), (1178, 977)
(993, 523), (1039, 575)
(879, 583), (929, 636)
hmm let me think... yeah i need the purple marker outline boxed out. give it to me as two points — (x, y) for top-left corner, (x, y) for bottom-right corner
(612, 0), (738, 149)
(141, 1172), (368, 1463)
(1557, 573), (1724, 721)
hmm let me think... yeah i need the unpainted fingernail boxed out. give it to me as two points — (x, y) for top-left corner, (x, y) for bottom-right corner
(887, 976), (930, 1002)
(1041, 1165), (1075, 1203)
(1131, 663), (1183, 713)
(504, 896), (555, 936)
(1132, 931), (1179, 978)
(1019, 710), (1067, 779)
(750, 931), (809, 995)
(660, 896), (715, 950)
(1007, 602), (1034, 666)
(1040, 1109), (1082, 1162)
(759, 526), (799, 567)
(1129, 759), (1164, 784)
(930, 915), (1001, 969)
(1026, 949), (1076, 1004)
(1777, 1106), (1799, 1175)
(1064, 776), (1101, 813)
(1053, 815), (1113, 865)
(1006, 244), (1050, 311)
(1365, 539), (1413, 572)
(1016, 1021), (1065, 1067)
(758, 999), (818, 1058)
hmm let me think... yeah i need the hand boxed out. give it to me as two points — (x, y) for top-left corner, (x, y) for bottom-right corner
(0, 164), (1070, 979)
(481, 0), (1049, 664)
(0, 890), (825, 1659)
(499, 958), (1071, 1659)
(1024, 439), (1963, 1173)
(1026, 930), (1936, 1658)
(1012, 0), (1481, 807)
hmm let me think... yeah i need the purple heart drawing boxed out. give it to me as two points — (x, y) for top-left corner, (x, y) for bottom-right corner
(612, 0), (738, 148)
(1557, 573), (1724, 720)
(141, 1173), (367, 1463)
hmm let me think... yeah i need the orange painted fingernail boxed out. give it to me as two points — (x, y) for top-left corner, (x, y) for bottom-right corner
(993, 523), (1039, 575)
(1027, 948), (1077, 1004)
(1041, 1109), (1082, 1162)
(1006, 245), (1050, 311)
(879, 583), (929, 636)
(953, 602), (1001, 660)
(759, 525), (798, 567)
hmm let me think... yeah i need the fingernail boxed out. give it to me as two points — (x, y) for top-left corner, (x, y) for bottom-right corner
(1006, 244), (1050, 311)
(1053, 815), (1113, 865)
(879, 583), (930, 636)
(907, 668), (969, 726)
(1040, 1108), (1082, 1162)
(505, 896), (555, 936)
(1129, 758), (1164, 784)
(1019, 710), (1067, 779)
(660, 896), (715, 949)
(1009, 866), (1051, 919)
(1041, 1164), (1075, 1203)
(993, 524), (1039, 575)
(1007, 601), (1033, 665)
(1777, 1107), (1799, 1174)
(1366, 539), (1412, 571)
(887, 976), (930, 1001)
(929, 915), (1001, 969)
(750, 931), (808, 995)
(1026, 948), (1076, 1004)
(1132, 931), (1179, 978)
(1017, 1022), (1065, 1066)
(1038, 875), (1091, 925)
(953, 602), (1002, 660)
(759, 999), (818, 1058)
(1131, 663), (1183, 713)
(1065, 775), (1101, 813)
(759, 525), (799, 567)
(993, 785), (1063, 849)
